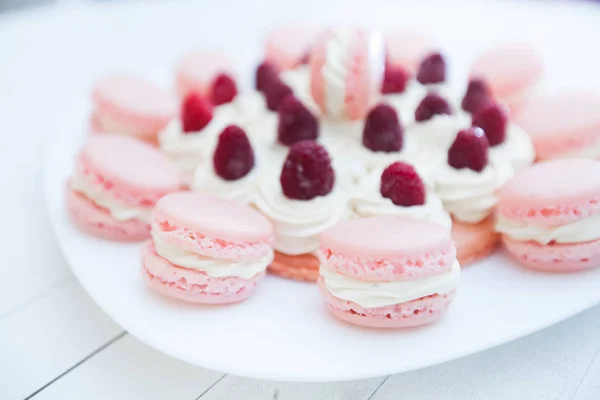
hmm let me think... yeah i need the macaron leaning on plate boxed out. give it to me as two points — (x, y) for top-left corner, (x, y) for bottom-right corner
(497, 159), (600, 272)
(143, 192), (274, 304)
(67, 134), (180, 241)
(318, 216), (460, 328)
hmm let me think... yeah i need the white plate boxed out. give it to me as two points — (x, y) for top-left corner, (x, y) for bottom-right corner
(42, 0), (600, 382)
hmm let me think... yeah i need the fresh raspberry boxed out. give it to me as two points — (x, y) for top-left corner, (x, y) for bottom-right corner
(472, 102), (509, 146)
(255, 61), (279, 93)
(213, 125), (255, 180)
(416, 52), (446, 85)
(265, 79), (293, 111)
(414, 93), (452, 122)
(362, 104), (403, 152)
(210, 73), (238, 106)
(277, 95), (319, 146)
(299, 51), (311, 65)
(380, 162), (426, 206)
(461, 79), (493, 114)
(280, 140), (334, 200)
(381, 65), (410, 94)
(448, 127), (489, 172)
(181, 92), (213, 133)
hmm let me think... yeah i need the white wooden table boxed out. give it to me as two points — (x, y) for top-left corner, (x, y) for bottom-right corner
(2, 1), (600, 399)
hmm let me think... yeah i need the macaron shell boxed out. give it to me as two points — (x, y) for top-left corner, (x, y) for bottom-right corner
(67, 189), (150, 241)
(176, 51), (235, 98)
(81, 134), (180, 194)
(321, 216), (453, 260)
(265, 25), (319, 70)
(267, 251), (319, 282)
(345, 30), (375, 120)
(513, 92), (600, 160)
(309, 30), (328, 113)
(385, 30), (438, 74)
(452, 217), (498, 267)
(92, 74), (176, 128)
(142, 241), (263, 304)
(153, 192), (273, 244)
(470, 43), (544, 97)
(497, 159), (600, 226)
(502, 235), (600, 272)
(319, 279), (455, 328)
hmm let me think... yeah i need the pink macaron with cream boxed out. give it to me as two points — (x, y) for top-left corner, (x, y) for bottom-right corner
(318, 216), (460, 328)
(143, 192), (274, 304)
(497, 159), (600, 272)
(91, 75), (177, 143)
(67, 134), (179, 241)
(310, 27), (386, 121)
(513, 91), (600, 161)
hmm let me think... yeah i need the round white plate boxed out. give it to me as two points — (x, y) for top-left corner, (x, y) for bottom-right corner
(41, 0), (600, 382)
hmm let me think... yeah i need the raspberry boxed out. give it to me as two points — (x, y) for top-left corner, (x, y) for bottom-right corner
(277, 95), (319, 146)
(265, 79), (293, 111)
(211, 73), (238, 106)
(416, 52), (446, 85)
(472, 102), (509, 146)
(414, 93), (452, 122)
(362, 104), (403, 152)
(461, 79), (493, 114)
(213, 125), (255, 180)
(280, 140), (334, 200)
(255, 61), (279, 93)
(380, 162), (426, 206)
(448, 127), (489, 172)
(381, 65), (410, 94)
(181, 92), (213, 133)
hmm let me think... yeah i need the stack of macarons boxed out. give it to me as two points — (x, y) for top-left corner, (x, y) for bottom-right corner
(318, 216), (460, 328)
(142, 192), (274, 304)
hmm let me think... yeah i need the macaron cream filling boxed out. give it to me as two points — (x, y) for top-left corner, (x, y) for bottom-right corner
(151, 231), (273, 279)
(496, 213), (600, 246)
(319, 260), (460, 308)
(70, 174), (152, 223)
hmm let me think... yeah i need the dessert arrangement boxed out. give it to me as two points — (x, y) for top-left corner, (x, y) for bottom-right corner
(65, 24), (600, 329)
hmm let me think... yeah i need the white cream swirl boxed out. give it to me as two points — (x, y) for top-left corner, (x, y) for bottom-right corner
(158, 115), (233, 186)
(496, 214), (600, 245)
(320, 260), (460, 308)
(70, 175), (152, 223)
(351, 169), (451, 229)
(152, 232), (272, 279)
(254, 174), (349, 255)
(489, 123), (535, 171)
(435, 161), (513, 224)
(322, 28), (353, 118)
(382, 80), (428, 126)
(192, 163), (260, 206)
(215, 91), (267, 128)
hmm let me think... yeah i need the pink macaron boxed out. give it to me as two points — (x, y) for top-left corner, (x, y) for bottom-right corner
(318, 216), (460, 328)
(67, 134), (180, 241)
(142, 192), (274, 304)
(469, 43), (544, 112)
(513, 91), (600, 161)
(264, 25), (319, 70)
(91, 75), (177, 143)
(497, 159), (600, 272)
(310, 27), (385, 121)
(175, 51), (236, 100)
(385, 30), (438, 75)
